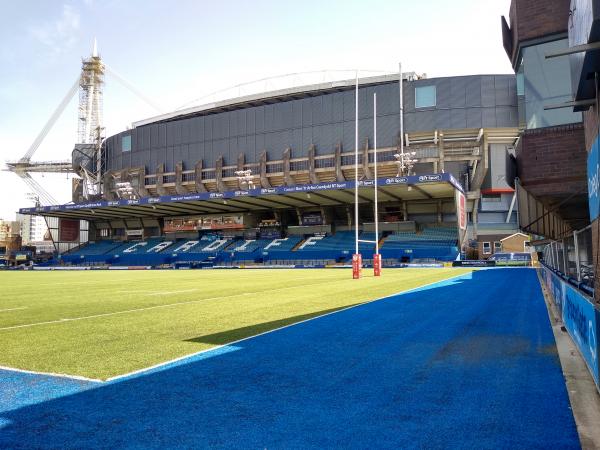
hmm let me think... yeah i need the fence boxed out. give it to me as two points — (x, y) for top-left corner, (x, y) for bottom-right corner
(542, 224), (594, 292)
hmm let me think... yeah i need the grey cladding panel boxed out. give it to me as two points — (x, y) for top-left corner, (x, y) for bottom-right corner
(465, 77), (481, 107)
(482, 107), (497, 127)
(466, 108), (483, 128)
(103, 75), (518, 172)
(481, 76), (496, 108)
(436, 78), (451, 109)
(450, 77), (467, 108)
(435, 109), (452, 129)
(496, 106), (516, 127)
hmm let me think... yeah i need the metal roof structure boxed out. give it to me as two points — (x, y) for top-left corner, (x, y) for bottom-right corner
(20, 173), (463, 221)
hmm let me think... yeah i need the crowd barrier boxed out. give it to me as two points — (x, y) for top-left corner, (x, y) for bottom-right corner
(539, 264), (599, 392)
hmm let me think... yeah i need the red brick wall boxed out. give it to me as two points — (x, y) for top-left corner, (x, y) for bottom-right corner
(517, 123), (587, 197)
(584, 107), (600, 151)
(506, 0), (570, 66)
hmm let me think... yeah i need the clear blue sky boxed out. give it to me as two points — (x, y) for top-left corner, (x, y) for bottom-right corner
(0, 0), (512, 219)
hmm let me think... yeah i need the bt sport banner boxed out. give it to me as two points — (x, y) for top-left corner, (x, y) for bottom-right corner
(540, 265), (599, 390)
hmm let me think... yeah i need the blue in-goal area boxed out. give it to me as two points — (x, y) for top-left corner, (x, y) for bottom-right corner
(0, 269), (580, 449)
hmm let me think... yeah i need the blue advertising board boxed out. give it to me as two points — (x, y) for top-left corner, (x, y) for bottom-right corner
(18, 173), (463, 215)
(540, 265), (599, 390)
(588, 134), (600, 221)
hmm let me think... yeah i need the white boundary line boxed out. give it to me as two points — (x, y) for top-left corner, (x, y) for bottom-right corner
(0, 270), (472, 383)
(0, 279), (342, 332)
(106, 270), (472, 382)
(0, 364), (102, 383)
(0, 307), (27, 313)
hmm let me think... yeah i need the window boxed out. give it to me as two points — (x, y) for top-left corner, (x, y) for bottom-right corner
(415, 85), (436, 108)
(520, 39), (581, 129)
(122, 135), (132, 152)
(482, 194), (501, 203)
(494, 241), (502, 253)
(483, 242), (491, 254)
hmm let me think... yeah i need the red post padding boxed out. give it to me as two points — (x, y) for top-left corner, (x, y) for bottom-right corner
(373, 253), (381, 277)
(352, 253), (362, 279)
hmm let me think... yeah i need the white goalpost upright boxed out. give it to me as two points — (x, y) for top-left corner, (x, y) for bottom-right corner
(352, 72), (362, 278)
(353, 77), (382, 278)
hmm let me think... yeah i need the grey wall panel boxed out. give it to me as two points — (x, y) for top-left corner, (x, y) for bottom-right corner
(435, 109), (451, 130)
(481, 76), (496, 107)
(448, 110), (466, 130)
(404, 112), (417, 132)
(482, 107), (497, 127)
(466, 108), (483, 128)
(436, 78), (451, 109)
(465, 77), (481, 107)
(378, 115), (398, 147)
(496, 106), (517, 127)
(103, 75), (518, 172)
(450, 77), (467, 108)
(403, 81), (416, 113)
(415, 110), (435, 132)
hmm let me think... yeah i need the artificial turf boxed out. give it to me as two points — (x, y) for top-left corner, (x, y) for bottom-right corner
(0, 269), (579, 448)
(0, 268), (471, 379)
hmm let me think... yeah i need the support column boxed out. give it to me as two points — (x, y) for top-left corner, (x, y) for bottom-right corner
(136, 167), (149, 198)
(156, 164), (167, 196)
(259, 150), (271, 188)
(283, 147), (294, 186)
(308, 144), (319, 184)
(194, 160), (207, 192)
(215, 156), (226, 192)
(102, 170), (116, 200)
(472, 195), (480, 239)
(438, 133), (445, 173)
(362, 138), (372, 179)
(237, 153), (245, 189)
(175, 161), (186, 195)
(335, 142), (345, 182)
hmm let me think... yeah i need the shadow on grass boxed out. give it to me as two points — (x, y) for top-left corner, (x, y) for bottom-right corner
(183, 304), (364, 346)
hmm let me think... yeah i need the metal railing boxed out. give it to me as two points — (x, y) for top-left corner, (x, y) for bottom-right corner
(542, 224), (594, 291)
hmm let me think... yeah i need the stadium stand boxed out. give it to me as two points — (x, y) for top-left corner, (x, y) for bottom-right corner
(379, 226), (459, 262)
(56, 225), (460, 267)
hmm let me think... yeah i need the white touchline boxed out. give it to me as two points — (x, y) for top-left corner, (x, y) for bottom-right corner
(0, 277), (355, 331)
(0, 270), (471, 382)
(106, 271), (472, 382)
(0, 307), (28, 313)
(0, 364), (103, 383)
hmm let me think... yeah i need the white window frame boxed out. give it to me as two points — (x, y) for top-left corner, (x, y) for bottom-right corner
(482, 242), (491, 255)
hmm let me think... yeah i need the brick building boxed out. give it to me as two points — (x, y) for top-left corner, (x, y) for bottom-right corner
(502, 0), (597, 297)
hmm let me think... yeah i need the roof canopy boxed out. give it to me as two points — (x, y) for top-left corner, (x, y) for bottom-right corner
(20, 173), (463, 221)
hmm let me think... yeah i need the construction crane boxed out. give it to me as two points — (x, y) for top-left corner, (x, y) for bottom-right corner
(4, 40), (162, 205)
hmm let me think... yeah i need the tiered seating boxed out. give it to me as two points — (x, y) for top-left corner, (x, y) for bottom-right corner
(56, 224), (462, 267)
(380, 226), (459, 261)
(170, 236), (232, 263)
(61, 240), (124, 264)
(113, 238), (175, 265)
(265, 231), (368, 263)
(262, 236), (303, 252)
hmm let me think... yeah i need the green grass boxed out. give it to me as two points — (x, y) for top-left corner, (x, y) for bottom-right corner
(0, 268), (471, 380)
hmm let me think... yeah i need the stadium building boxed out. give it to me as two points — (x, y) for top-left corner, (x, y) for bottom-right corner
(501, 0), (597, 295)
(19, 72), (521, 267)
